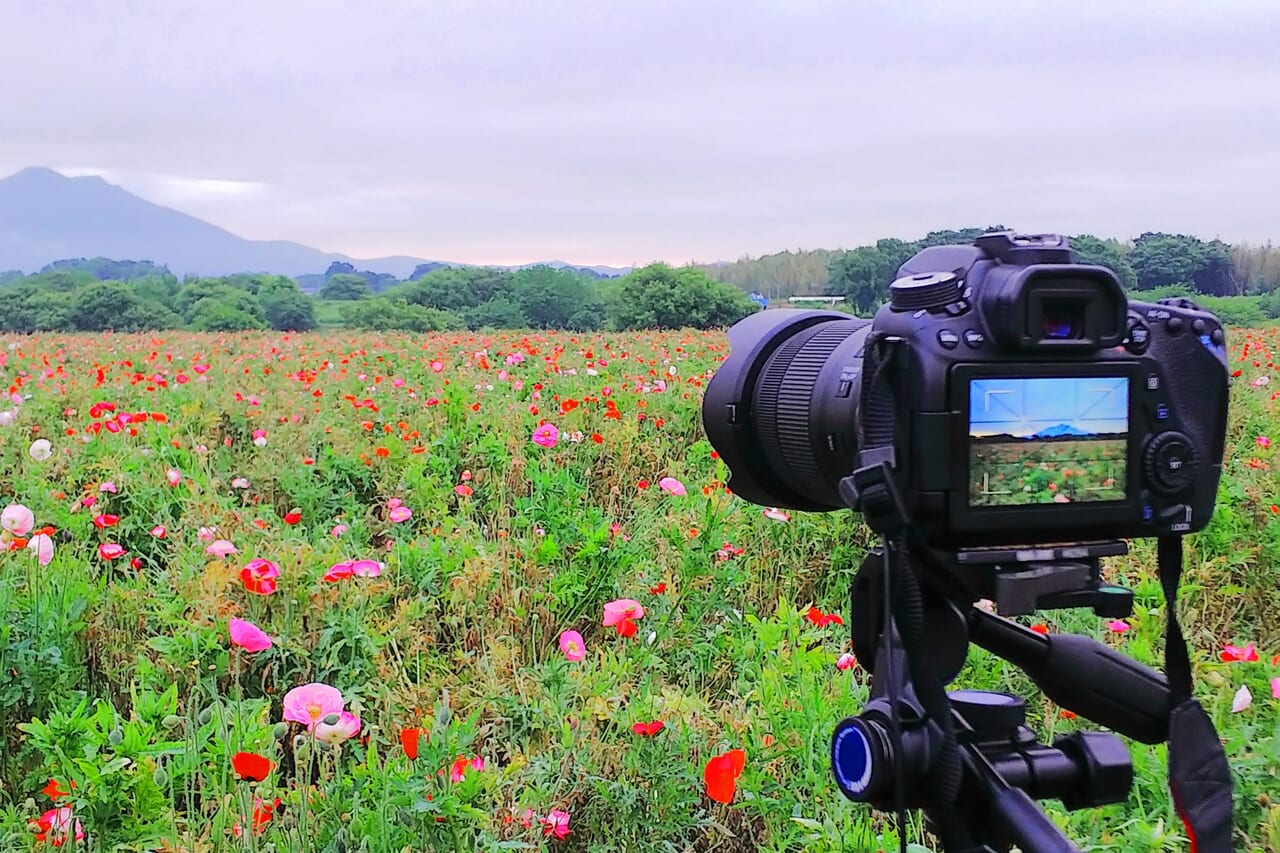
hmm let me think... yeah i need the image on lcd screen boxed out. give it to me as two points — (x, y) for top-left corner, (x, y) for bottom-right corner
(969, 377), (1128, 506)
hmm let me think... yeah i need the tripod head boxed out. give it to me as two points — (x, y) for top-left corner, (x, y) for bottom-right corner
(831, 543), (1174, 852)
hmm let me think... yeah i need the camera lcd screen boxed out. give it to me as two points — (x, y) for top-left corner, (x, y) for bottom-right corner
(968, 376), (1128, 507)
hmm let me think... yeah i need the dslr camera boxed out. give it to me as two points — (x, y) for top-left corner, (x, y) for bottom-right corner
(700, 232), (1234, 853)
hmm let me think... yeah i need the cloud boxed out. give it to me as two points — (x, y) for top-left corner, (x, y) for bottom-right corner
(3, 0), (1279, 264)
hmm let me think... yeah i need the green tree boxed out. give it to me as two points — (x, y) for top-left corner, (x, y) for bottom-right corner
(257, 278), (316, 331)
(827, 239), (918, 316)
(319, 274), (374, 301)
(1069, 234), (1138, 291)
(183, 287), (267, 331)
(610, 264), (760, 330)
(345, 298), (464, 332)
(70, 281), (177, 331)
(397, 268), (517, 312)
(512, 266), (604, 329)
(1129, 233), (1237, 295)
(464, 296), (527, 330)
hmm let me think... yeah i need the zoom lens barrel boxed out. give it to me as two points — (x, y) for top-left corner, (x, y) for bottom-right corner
(702, 310), (871, 511)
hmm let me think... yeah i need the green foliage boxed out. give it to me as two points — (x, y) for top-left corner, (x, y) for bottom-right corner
(610, 263), (761, 329)
(40, 257), (172, 281)
(1069, 234), (1138, 291)
(319, 273), (374, 301)
(827, 239), (921, 315)
(184, 286), (268, 331)
(1130, 232), (1236, 295)
(258, 278), (317, 331)
(1192, 295), (1267, 327)
(512, 265), (605, 330)
(464, 295), (527, 330)
(344, 297), (465, 331)
(697, 249), (837, 299)
(72, 281), (179, 331)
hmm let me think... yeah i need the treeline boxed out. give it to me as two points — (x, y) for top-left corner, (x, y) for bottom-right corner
(0, 262), (759, 333)
(703, 229), (1280, 317)
(0, 270), (318, 333)
(323, 264), (759, 331)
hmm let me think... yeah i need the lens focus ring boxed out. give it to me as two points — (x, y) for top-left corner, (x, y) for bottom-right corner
(755, 322), (864, 497)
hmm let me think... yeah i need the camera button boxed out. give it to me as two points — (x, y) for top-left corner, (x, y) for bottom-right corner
(1166, 316), (1185, 334)
(1155, 403), (1170, 420)
(1192, 318), (1206, 335)
(937, 330), (960, 350)
(1125, 322), (1150, 353)
(963, 330), (984, 348)
(1142, 504), (1155, 522)
(1146, 373), (1160, 391)
(1211, 328), (1225, 346)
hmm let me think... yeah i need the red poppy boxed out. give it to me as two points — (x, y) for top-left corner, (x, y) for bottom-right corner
(401, 727), (422, 761)
(42, 778), (74, 800)
(615, 618), (638, 638)
(232, 751), (274, 782)
(704, 748), (746, 804)
(283, 510), (302, 525)
(92, 513), (120, 528)
(649, 582), (667, 594)
(632, 721), (664, 737)
(805, 606), (844, 628)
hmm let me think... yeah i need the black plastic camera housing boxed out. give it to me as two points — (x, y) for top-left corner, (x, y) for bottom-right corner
(702, 232), (1229, 548)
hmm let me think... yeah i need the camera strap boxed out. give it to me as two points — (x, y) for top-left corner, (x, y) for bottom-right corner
(1157, 536), (1235, 851)
(842, 333), (965, 851)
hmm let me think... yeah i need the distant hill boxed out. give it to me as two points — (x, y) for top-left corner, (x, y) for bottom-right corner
(0, 167), (631, 280)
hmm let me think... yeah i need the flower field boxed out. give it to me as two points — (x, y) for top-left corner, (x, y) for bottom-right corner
(0, 327), (1278, 852)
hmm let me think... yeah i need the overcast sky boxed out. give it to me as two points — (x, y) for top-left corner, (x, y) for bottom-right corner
(2, 0), (1278, 266)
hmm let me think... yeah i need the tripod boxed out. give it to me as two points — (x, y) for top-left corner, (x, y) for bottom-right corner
(831, 542), (1173, 853)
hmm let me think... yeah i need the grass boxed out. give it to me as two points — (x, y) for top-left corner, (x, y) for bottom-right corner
(0, 327), (1277, 852)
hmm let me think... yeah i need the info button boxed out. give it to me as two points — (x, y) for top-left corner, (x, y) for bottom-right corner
(963, 329), (984, 348)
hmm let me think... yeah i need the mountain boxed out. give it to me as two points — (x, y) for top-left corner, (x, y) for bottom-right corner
(1028, 424), (1091, 439)
(0, 167), (630, 279)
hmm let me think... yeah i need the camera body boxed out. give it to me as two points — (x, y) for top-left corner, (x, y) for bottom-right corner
(702, 232), (1230, 548)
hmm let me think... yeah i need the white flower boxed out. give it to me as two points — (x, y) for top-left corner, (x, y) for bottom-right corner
(1232, 684), (1252, 713)
(0, 410), (15, 426)
(28, 439), (52, 461)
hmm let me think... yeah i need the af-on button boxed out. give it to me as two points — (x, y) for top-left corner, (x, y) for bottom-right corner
(938, 330), (960, 350)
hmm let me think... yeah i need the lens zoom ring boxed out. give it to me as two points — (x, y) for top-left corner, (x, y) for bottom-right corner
(757, 323), (861, 490)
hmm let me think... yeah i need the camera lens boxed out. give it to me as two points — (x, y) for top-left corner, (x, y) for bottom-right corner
(702, 310), (871, 510)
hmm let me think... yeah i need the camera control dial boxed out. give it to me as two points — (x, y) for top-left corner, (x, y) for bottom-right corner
(889, 271), (963, 312)
(1142, 432), (1197, 495)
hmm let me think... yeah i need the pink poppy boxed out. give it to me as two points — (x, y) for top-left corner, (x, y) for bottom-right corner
(314, 711), (362, 744)
(603, 599), (645, 627)
(389, 505), (412, 523)
(763, 507), (790, 522)
(543, 808), (571, 840)
(26, 533), (54, 566)
(1, 503), (34, 537)
(559, 630), (586, 662)
(351, 559), (382, 577)
(99, 542), (126, 560)
(166, 468), (182, 486)
(282, 682), (344, 729)
(323, 561), (354, 582)
(229, 618), (272, 652)
(836, 653), (857, 671)
(1106, 620), (1130, 633)
(240, 558), (280, 595)
(99, 481), (117, 493)
(531, 423), (559, 448)
(1221, 644), (1260, 663)
(150, 525), (167, 538)
(205, 539), (238, 558)
(658, 477), (686, 496)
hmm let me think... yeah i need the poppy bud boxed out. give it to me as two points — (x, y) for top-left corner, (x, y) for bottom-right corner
(198, 708), (213, 726)
(273, 722), (289, 740)
(108, 729), (124, 746)
(153, 766), (169, 786)
(162, 715), (183, 730)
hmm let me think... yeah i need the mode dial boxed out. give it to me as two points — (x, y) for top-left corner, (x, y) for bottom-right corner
(889, 271), (962, 312)
(1142, 432), (1197, 495)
